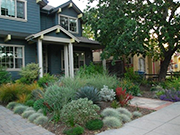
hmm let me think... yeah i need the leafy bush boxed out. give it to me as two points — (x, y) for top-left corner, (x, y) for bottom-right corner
(0, 83), (40, 104)
(44, 84), (76, 113)
(25, 100), (35, 107)
(28, 113), (42, 122)
(116, 87), (133, 107)
(60, 98), (100, 126)
(33, 99), (46, 111)
(85, 119), (103, 130)
(124, 67), (142, 83)
(22, 110), (35, 118)
(6, 102), (20, 110)
(0, 66), (11, 85)
(150, 85), (164, 91)
(77, 62), (104, 76)
(133, 111), (142, 118)
(165, 77), (180, 90)
(34, 115), (48, 125)
(99, 85), (116, 102)
(76, 86), (101, 104)
(103, 116), (122, 128)
(19, 63), (40, 84)
(13, 105), (28, 114)
(159, 89), (180, 102)
(119, 79), (140, 96)
(101, 108), (120, 119)
(116, 107), (132, 118)
(63, 126), (84, 135)
(37, 73), (57, 88)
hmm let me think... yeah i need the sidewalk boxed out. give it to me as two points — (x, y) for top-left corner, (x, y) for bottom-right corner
(97, 102), (180, 135)
(0, 105), (55, 135)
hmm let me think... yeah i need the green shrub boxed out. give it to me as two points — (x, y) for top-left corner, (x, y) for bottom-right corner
(119, 79), (140, 96)
(44, 84), (76, 113)
(25, 100), (35, 107)
(133, 111), (142, 118)
(63, 126), (84, 135)
(37, 73), (57, 88)
(61, 98), (100, 126)
(103, 116), (122, 128)
(124, 67), (142, 83)
(76, 86), (101, 104)
(33, 99), (46, 111)
(34, 115), (48, 125)
(0, 66), (11, 85)
(28, 113), (42, 122)
(85, 119), (103, 130)
(116, 107), (132, 118)
(101, 108), (120, 119)
(99, 85), (116, 102)
(13, 105), (28, 114)
(22, 110), (36, 118)
(6, 102), (20, 110)
(19, 63), (40, 84)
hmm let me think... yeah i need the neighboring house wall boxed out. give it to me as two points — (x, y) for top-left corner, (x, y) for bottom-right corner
(0, 0), (41, 34)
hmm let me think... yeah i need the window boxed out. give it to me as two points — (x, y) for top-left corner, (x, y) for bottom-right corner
(0, 45), (24, 70)
(61, 51), (85, 69)
(0, 0), (27, 20)
(59, 15), (78, 33)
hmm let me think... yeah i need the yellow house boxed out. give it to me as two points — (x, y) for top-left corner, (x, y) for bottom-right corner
(171, 53), (180, 72)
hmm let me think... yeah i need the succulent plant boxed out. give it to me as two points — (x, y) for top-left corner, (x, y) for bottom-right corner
(76, 86), (101, 104)
(99, 85), (116, 102)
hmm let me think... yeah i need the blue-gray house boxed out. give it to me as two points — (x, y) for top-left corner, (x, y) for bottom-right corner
(0, 0), (101, 79)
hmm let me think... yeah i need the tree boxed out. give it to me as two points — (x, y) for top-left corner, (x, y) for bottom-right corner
(83, 0), (180, 81)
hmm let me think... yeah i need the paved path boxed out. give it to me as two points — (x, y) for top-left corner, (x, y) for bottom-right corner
(98, 102), (180, 135)
(130, 97), (173, 110)
(0, 106), (55, 135)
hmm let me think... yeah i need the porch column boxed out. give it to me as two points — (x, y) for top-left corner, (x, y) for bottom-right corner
(69, 43), (74, 78)
(64, 45), (69, 77)
(103, 59), (106, 71)
(38, 39), (43, 78)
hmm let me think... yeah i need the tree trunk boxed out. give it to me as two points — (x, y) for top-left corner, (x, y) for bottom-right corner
(158, 51), (174, 81)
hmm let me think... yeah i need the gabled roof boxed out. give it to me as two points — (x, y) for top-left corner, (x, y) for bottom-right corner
(42, 0), (83, 14)
(26, 25), (80, 42)
(37, 0), (48, 8)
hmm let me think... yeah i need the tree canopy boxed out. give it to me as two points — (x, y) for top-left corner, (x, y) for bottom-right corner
(83, 0), (180, 80)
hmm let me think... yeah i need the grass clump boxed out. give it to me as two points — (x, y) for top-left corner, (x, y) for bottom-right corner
(103, 116), (122, 128)
(22, 110), (36, 118)
(63, 126), (84, 135)
(85, 119), (103, 130)
(101, 108), (120, 119)
(6, 102), (20, 110)
(133, 111), (142, 118)
(121, 114), (131, 123)
(34, 115), (48, 126)
(116, 107), (132, 118)
(13, 105), (28, 114)
(28, 113), (42, 122)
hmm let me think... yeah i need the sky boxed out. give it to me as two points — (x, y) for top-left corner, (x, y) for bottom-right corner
(48, 0), (93, 11)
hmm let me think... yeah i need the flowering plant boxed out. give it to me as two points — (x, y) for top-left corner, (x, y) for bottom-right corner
(116, 87), (133, 107)
(159, 89), (180, 102)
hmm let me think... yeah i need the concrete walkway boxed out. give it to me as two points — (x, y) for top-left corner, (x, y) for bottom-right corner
(0, 105), (55, 135)
(98, 102), (180, 135)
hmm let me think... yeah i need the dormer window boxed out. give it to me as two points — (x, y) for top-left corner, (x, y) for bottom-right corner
(0, 0), (27, 21)
(59, 15), (78, 33)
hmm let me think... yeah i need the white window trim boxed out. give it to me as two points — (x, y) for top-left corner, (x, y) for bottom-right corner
(0, 0), (27, 22)
(0, 44), (25, 71)
(61, 50), (85, 70)
(59, 14), (78, 34)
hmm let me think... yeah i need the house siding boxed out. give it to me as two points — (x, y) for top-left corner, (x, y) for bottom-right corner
(41, 13), (55, 30)
(0, 0), (41, 34)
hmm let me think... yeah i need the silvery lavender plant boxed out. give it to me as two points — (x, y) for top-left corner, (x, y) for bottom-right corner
(159, 89), (180, 102)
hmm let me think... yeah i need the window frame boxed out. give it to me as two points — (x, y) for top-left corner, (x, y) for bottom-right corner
(61, 50), (85, 70)
(0, 44), (25, 71)
(59, 14), (78, 33)
(0, 0), (27, 22)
